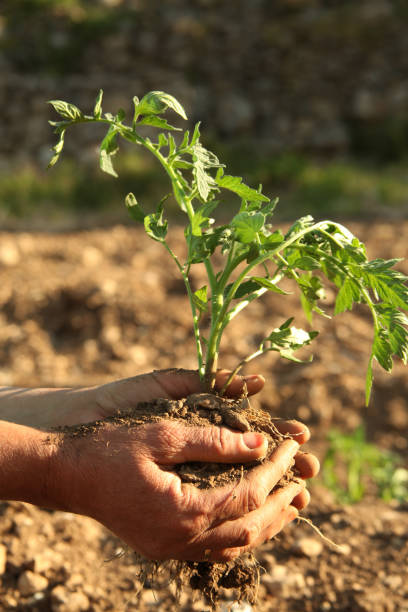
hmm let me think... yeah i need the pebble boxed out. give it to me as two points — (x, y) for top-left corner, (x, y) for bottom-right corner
(0, 243), (20, 266)
(33, 550), (64, 573)
(0, 544), (7, 574)
(17, 570), (49, 596)
(51, 585), (90, 611)
(220, 603), (252, 612)
(293, 537), (323, 557)
(262, 564), (306, 594)
(383, 575), (403, 589)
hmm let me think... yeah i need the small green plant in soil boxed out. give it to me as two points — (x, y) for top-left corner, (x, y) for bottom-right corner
(48, 91), (408, 606)
(323, 426), (408, 504)
(48, 90), (408, 402)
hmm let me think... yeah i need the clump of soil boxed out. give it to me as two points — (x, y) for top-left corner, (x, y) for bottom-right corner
(60, 392), (298, 608)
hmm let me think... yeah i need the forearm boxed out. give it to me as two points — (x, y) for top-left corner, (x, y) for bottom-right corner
(0, 386), (96, 428)
(0, 420), (59, 507)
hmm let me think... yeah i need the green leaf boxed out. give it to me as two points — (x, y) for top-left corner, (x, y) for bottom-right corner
(261, 323), (318, 362)
(334, 278), (361, 314)
(139, 115), (181, 131)
(231, 211), (265, 243)
(192, 142), (223, 201)
(144, 201), (168, 242)
(135, 91), (187, 120)
(291, 255), (321, 271)
(100, 126), (119, 177)
(192, 286), (208, 316)
(48, 128), (66, 168)
(361, 261), (408, 310)
(48, 100), (83, 121)
(373, 331), (393, 372)
(190, 201), (218, 236)
(251, 276), (290, 294)
(93, 90), (103, 118)
(125, 192), (145, 223)
(216, 171), (269, 203)
(158, 133), (169, 149)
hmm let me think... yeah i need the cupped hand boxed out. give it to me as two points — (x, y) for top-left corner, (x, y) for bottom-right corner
(51, 368), (319, 562)
(54, 419), (311, 562)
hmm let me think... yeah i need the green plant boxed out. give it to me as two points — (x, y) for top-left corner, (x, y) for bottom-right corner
(48, 90), (408, 400)
(322, 426), (408, 504)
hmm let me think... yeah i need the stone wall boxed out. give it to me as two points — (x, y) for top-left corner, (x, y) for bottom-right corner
(1, 0), (408, 166)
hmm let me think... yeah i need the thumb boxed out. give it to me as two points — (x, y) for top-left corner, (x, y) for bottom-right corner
(163, 425), (269, 464)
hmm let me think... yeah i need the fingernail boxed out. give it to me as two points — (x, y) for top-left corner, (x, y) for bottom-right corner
(243, 431), (265, 449)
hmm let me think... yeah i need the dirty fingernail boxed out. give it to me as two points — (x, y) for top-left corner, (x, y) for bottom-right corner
(243, 431), (265, 449)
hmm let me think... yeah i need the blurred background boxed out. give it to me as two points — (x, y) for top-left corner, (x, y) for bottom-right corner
(1, 0), (408, 227)
(0, 3), (408, 609)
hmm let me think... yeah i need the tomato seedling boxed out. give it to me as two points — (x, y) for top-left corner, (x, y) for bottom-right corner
(49, 90), (408, 403)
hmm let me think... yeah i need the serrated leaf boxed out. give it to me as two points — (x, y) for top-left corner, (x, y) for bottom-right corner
(261, 323), (318, 362)
(373, 331), (393, 371)
(215, 171), (269, 203)
(192, 286), (208, 316)
(48, 128), (66, 167)
(192, 142), (222, 201)
(291, 256), (321, 271)
(365, 357), (374, 406)
(231, 211), (265, 243)
(250, 276), (290, 294)
(190, 201), (218, 236)
(135, 91), (187, 120)
(334, 277), (361, 314)
(93, 90), (103, 118)
(125, 192), (145, 223)
(144, 202), (168, 242)
(99, 126), (119, 177)
(48, 100), (82, 121)
(158, 133), (169, 148)
(139, 115), (181, 131)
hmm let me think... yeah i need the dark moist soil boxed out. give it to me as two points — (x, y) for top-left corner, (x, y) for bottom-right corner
(59, 392), (297, 608)
(0, 221), (407, 611)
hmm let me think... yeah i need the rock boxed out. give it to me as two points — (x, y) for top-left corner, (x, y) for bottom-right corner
(0, 544), (7, 574)
(220, 603), (253, 612)
(33, 550), (64, 573)
(51, 585), (90, 611)
(293, 537), (323, 557)
(0, 243), (20, 266)
(17, 570), (49, 596)
(383, 575), (403, 589)
(262, 564), (306, 595)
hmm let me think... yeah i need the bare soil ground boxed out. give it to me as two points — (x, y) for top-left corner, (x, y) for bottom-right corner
(0, 220), (407, 611)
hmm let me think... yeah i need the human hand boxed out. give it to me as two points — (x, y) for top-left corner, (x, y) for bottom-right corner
(51, 418), (315, 562)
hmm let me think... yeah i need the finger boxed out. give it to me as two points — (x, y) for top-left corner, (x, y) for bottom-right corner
(294, 451), (320, 479)
(166, 424), (269, 464)
(215, 370), (265, 397)
(207, 439), (300, 521)
(291, 487), (310, 510)
(206, 506), (299, 563)
(202, 480), (304, 553)
(272, 419), (310, 445)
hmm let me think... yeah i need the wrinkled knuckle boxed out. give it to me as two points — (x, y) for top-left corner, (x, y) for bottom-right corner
(213, 426), (231, 455)
(183, 514), (205, 540)
(154, 421), (184, 456)
(245, 487), (265, 513)
(240, 522), (260, 547)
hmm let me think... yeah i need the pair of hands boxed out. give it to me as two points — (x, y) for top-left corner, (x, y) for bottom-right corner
(51, 369), (319, 562)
